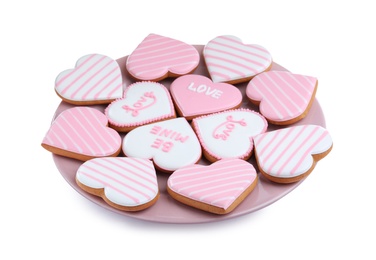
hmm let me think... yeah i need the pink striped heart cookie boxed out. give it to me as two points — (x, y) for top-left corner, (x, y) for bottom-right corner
(192, 109), (268, 162)
(122, 118), (202, 173)
(126, 33), (200, 81)
(203, 35), (272, 84)
(170, 74), (242, 120)
(76, 157), (159, 211)
(167, 158), (258, 214)
(254, 124), (333, 184)
(41, 107), (122, 161)
(55, 54), (123, 105)
(105, 81), (176, 132)
(246, 71), (318, 125)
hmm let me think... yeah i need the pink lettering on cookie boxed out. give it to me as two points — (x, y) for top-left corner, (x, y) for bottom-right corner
(122, 92), (156, 117)
(212, 115), (247, 140)
(150, 125), (189, 143)
(151, 138), (174, 153)
(187, 82), (223, 99)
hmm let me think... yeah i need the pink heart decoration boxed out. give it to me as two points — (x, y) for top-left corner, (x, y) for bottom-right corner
(203, 35), (272, 83)
(126, 33), (200, 81)
(246, 71), (318, 125)
(167, 158), (258, 214)
(41, 107), (122, 161)
(55, 54), (123, 105)
(170, 74), (242, 119)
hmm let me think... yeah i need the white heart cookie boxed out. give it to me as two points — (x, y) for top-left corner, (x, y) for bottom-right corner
(122, 118), (202, 172)
(192, 109), (268, 162)
(105, 81), (175, 132)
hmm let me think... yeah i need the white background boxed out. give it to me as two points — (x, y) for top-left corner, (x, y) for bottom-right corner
(1, 0), (375, 259)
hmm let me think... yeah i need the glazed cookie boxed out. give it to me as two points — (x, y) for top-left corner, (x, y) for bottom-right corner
(246, 71), (318, 125)
(192, 109), (268, 162)
(122, 117), (202, 173)
(126, 33), (200, 81)
(55, 54), (123, 105)
(253, 124), (333, 184)
(167, 158), (258, 215)
(41, 107), (122, 161)
(105, 81), (176, 132)
(203, 35), (272, 84)
(76, 157), (159, 211)
(170, 74), (242, 120)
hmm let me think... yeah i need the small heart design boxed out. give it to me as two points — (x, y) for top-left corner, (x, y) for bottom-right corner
(105, 81), (175, 132)
(192, 109), (268, 162)
(167, 158), (258, 214)
(126, 33), (200, 81)
(122, 118), (202, 172)
(253, 124), (333, 183)
(170, 74), (242, 120)
(55, 54), (123, 105)
(41, 107), (122, 161)
(76, 157), (159, 211)
(203, 35), (272, 84)
(246, 71), (318, 125)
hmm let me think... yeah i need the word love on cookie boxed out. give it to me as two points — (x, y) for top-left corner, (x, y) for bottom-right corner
(105, 82), (175, 132)
(192, 109), (267, 162)
(170, 75), (242, 120)
(122, 118), (201, 172)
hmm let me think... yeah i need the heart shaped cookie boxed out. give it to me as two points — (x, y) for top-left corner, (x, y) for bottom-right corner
(203, 35), (272, 84)
(105, 81), (175, 132)
(76, 157), (159, 211)
(253, 124), (333, 183)
(41, 107), (122, 161)
(167, 158), (258, 214)
(55, 54), (123, 105)
(122, 118), (202, 172)
(170, 75), (242, 120)
(246, 71), (318, 125)
(126, 33), (200, 81)
(192, 109), (268, 162)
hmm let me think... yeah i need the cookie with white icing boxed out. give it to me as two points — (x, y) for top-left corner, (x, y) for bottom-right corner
(76, 157), (159, 211)
(105, 81), (176, 132)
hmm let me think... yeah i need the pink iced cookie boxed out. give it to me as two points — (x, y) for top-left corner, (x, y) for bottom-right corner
(192, 109), (268, 162)
(126, 33), (200, 81)
(105, 81), (176, 132)
(254, 124), (333, 184)
(167, 158), (258, 214)
(246, 71), (318, 125)
(203, 35), (272, 84)
(76, 157), (159, 211)
(170, 74), (242, 120)
(55, 54), (123, 105)
(122, 117), (202, 172)
(41, 107), (122, 161)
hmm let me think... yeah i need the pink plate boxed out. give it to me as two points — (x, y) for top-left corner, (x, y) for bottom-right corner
(51, 45), (326, 223)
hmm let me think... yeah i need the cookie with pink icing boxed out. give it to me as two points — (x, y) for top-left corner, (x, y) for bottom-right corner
(126, 33), (200, 81)
(41, 107), (122, 161)
(253, 124), (333, 184)
(170, 74), (242, 120)
(76, 157), (159, 211)
(122, 117), (202, 172)
(167, 158), (258, 214)
(105, 81), (176, 132)
(192, 109), (268, 162)
(203, 35), (272, 84)
(246, 71), (318, 125)
(55, 54), (123, 105)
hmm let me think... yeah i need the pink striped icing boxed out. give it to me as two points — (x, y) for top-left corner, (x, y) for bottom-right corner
(42, 107), (121, 158)
(246, 71), (317, 123)
(55, 54), (123, 103)
(126, 34), (200, 80)
(253, 124), (332, 178)
(76, 157), (159, 207)
(203, 35), (272, 83)
(167, 159), (257, 210)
